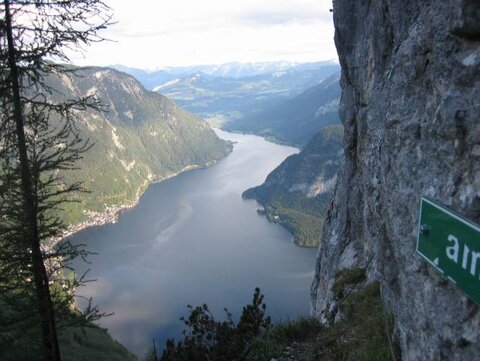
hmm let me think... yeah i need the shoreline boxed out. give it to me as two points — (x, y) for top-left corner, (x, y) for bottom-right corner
(217, 128), (301, 149)
(60, 130), (299, 243)
(59, 151), (232, 241)
(243, 194), (319, 249)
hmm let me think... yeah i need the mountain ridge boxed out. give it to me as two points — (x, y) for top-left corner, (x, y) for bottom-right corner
(224, 72), (341, 147)
(243, 124), (343, 247)
(112, 60), (339, 88)
(46, 66), (232, 230)
(153, 64), (340, 127)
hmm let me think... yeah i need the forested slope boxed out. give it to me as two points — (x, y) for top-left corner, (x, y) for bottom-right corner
(243, 125), (343, 247)
(47, 67), (231, 227)
(227, 73), (341, 147)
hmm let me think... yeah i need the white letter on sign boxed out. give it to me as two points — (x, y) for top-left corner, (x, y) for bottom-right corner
(446, 235), (459, 263)
(470, 251), (480, 277)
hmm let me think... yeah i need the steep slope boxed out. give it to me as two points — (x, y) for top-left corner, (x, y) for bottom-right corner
(46, 67), (231, 228)
(155, 64), (340, 124)
(0, 298), (136, 361)
(311, 1), (480, 360)
(226, 73), (341, 147)
(243, 125), (343, 247)
(59, 325), (136, 361)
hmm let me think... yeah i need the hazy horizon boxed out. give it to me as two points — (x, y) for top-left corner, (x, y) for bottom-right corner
(70, 0), (337, 69)
(109, 58), (339, 72)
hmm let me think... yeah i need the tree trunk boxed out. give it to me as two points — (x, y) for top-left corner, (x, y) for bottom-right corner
(3, 1), (61, 360)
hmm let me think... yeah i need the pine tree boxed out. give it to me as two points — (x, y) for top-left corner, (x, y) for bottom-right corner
(0, 1), (112, 360)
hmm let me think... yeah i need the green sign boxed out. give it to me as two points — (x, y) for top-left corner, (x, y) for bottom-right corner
(417, 197), (480, 304)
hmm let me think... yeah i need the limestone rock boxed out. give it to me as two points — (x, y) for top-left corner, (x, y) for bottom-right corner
(311, 1), (480, 360)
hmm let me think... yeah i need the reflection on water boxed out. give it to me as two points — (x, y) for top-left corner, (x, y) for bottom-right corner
(69, 130), (317, 356)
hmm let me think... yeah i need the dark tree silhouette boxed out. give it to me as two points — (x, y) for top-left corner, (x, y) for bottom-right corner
(0, 1), (112, 360)
(160, 288), (272, 361)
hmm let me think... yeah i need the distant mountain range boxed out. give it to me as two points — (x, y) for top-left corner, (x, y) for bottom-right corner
(111, 65), (177, 91)
(148, 63), (339, 126)
(112, 62), (341, 146)
(224, 72), (341, 147)
(46, 66), (231, 227)
(112, 60), (338, 89)
(243, 124), (344, 247)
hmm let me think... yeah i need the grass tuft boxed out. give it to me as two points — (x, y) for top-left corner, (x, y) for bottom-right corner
(332, 267), (366, 300)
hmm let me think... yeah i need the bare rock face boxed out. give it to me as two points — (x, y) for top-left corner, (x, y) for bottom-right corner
(311, 1), (480, 360)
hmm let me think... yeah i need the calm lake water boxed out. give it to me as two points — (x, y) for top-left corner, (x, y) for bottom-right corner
(70, 129), (317, 356)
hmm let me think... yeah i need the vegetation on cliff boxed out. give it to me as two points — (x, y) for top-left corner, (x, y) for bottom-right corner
(59, 324), (136, 361)
(151, 284), (398, 361)
(0, 308), (136, 361)
(243, 125), (343, 247)
(313, 269), (400, 361)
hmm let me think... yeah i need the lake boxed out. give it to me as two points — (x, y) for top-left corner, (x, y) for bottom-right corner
(69, 129), (318, 357)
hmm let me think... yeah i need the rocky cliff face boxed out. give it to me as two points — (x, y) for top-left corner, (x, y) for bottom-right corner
(311, 1), (480, 360)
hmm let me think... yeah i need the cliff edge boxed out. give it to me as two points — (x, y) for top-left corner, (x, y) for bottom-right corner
(311, 1), (480, 360)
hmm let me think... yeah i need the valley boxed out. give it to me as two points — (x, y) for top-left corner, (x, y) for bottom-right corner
(57, 60), (344, 250)
(119, 61), (340, 133)
(44, 60), (345, 358)
(59, 59), (346, 357)
(2, 1), (478, 360)
(68, 130), (317, 356)
(45, 67), (232, 229)
(223, 72), (341, 147)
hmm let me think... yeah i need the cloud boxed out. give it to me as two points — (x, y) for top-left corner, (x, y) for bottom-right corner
(237, 8), (332, 27)
(74, 0), (338, 68)
(107, 12), (232, 39)
(108, 23), (165, 38)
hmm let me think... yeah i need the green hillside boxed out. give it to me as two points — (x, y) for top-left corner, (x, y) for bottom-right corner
(0, 314), (136, 361)
(243, 125), (343, 247)
(0, 291), (136, 361)
(46, 67), (231, 227)
(226, 72), (341, 147)
(59, 325), (137, 361)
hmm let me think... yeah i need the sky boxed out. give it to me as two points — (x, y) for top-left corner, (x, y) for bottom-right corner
(71, 0), (337, 70)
